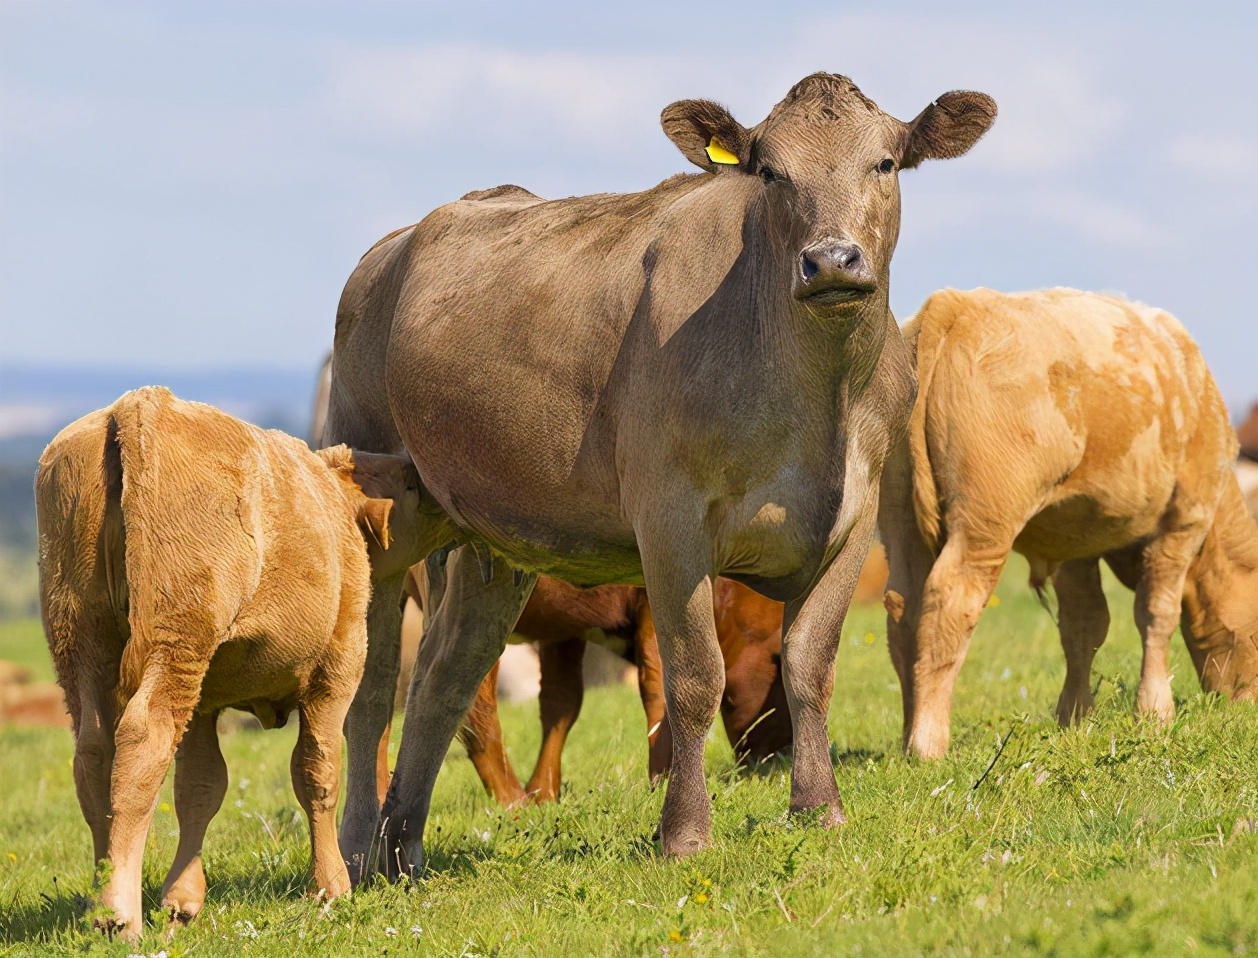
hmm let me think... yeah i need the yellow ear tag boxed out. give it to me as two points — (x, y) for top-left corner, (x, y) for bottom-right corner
(704, 137), (739, 165)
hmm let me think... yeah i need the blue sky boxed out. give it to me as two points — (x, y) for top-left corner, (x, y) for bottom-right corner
(1, 1), (1255, 413)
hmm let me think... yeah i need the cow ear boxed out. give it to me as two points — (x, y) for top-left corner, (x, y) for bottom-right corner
(356, 497), (393, 551)
(901, 91), (997, 170)
(661, 99), (750, 172)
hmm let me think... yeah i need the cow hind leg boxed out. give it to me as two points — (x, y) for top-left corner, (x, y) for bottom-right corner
(292, 680), (355, 901)
(161, 710), (227, 923)
(525, 638), (586, 802)
(72, 670), (118, 867)
(459, 661), (527, 807)
(906, 538), (1009, 760)
(375, 551), (535, 879)
(1053, 559), (1110, 726)
(99, 662), (195, 941)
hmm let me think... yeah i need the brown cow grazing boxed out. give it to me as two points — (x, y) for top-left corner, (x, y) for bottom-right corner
(444, 575), (791, 806)
(35, 387), (424, 940)
(327, 73), (995, 876)
(1237, 403), (1258, 519)
(879, 289), (1258, 760)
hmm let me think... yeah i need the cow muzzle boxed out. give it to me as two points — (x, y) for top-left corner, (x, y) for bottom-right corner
(794, 239), (877, 308)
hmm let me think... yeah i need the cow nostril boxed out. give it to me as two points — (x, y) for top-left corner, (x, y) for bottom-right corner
(836, 245), (862, 270)
(800, 251), (820, 281)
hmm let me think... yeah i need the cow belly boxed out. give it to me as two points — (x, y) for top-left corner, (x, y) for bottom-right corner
(196, 636), (320, 713)
(1014, 494), (1163, 565)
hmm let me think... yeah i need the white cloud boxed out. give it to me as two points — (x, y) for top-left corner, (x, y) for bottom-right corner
(972, 64), (1124, 173)
(1028, 191), (1168, 250)
(1165, 133), (1258, 180)
(327, 45), (685, 141)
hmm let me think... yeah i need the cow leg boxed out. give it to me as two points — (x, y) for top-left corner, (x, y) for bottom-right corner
(1134, 515), (1209, 722)
(100, 664), (195, 941)
(459, 660), (527, 807)
(638, 539), (723, 856)
(339, 569), (405, 885)
(292, 670), (358, 900)
(877, 438), (936, 758)
(905, 538), (1009, 759)
(633, 603), (672, 784)
(525, 638), (586, 802)
(73, 670), (118, 867)
(375, 550), (536, 879)
(161, 710), (227, 923)
(778, 502), (882, 825)
(1053, 559), (1110, 726)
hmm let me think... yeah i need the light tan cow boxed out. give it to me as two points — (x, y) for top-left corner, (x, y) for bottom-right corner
(879, 288), (1258, 759)
(35, 387), (423, 940)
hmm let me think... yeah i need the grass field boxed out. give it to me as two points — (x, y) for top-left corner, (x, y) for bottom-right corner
(2, 560), (1257, 956)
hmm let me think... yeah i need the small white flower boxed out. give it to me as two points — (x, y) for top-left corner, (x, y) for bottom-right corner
(411, 925), (423, 938)
(385, 927), (398, 938)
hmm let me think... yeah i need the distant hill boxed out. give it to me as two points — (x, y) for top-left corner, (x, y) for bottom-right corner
(0, 363), (323, 567)
(0, 363), (319, 442)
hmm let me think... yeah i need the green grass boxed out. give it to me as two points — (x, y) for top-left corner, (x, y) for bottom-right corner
(2, 559), (1257, 956)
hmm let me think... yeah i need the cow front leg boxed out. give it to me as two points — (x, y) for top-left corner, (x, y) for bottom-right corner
(780, 506), (882, 825)
(374, 549), (535, 879)
(339, 570), (404, 885)
(638, 539), (723, 856)
(1134, 520), (1208, 722)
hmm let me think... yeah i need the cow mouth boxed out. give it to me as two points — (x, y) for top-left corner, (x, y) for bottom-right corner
(795, 283), (876, 307)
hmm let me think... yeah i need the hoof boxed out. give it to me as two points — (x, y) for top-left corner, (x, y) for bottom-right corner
(1136, 682), (1175, 724)
(162, 899), (202, 926)
(790, 800), (846, 828)
(905, 718), (950, 760)
(658, 815), (710, 856)
(660, 829), (709, 857)
(92, 913), (140, 943)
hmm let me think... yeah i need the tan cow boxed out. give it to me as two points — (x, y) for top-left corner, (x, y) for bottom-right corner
(35, 387), (423, 940)
(879, 288), (1258, 760)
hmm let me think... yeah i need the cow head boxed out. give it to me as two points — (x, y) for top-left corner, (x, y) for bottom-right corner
(319, 446), (426, 579)
(661, 74), (995, 319)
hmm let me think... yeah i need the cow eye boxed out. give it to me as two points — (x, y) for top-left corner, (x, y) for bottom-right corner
(877, 158), (896, 174)
(759, 165), (780, 184)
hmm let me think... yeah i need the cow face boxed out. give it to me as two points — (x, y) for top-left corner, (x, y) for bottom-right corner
(661, 74), (995, 319)
(318, 446), (426, 578)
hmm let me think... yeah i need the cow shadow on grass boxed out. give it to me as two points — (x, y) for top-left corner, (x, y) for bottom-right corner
(733, 745), (884, 781)
(0, 867), (312, 945)
(0, 883), (89, 945)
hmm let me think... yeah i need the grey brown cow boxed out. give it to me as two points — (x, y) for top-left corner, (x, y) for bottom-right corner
(879, 289), (1258, 760)
(326, 73), (996, 878)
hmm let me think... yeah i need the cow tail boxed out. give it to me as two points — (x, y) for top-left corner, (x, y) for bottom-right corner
(110, 386), (175, 700)
(903, 301), (947, 553)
